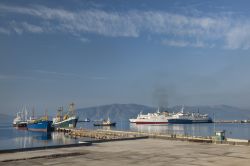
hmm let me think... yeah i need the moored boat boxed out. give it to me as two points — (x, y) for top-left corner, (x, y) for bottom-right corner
(79, 118), (90, 122)
(13, 107), (28, 128)
(27, 117), (53, 132)
(167, 107), (213, 124)
(129, 108), (171, 124)
(52, 103), (78, 128)
(93, 117), (116, 126)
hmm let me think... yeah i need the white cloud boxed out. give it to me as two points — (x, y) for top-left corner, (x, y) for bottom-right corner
(34, 70), (81, 78)
(0, 74), (34, 80)
(12, 27), (23, 35)
(0, 27), (10, 34)
(225, 23), (250, 50)
(162, 39), (206, 48)
(1, 4), (250, 49)
(79, 37), (90, 43)
(22, 22), (43, 33)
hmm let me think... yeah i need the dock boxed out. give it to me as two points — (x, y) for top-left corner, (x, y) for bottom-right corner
(56, 128), (148, 141)
(55, 127), (250, 146)
(214, 120), (250, 123)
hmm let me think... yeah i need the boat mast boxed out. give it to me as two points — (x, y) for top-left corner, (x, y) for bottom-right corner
(24, 105), (28, 121)
(31, 106), (35, 120)
(69, 102), (75, 116)
(57, 106), (63, 117)
(45, 108), (48, 120)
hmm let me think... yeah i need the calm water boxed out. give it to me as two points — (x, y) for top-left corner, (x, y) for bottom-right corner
(1, 121), (250, 150)
(78, 120), (250, 139)
(0, 123), (91, 150)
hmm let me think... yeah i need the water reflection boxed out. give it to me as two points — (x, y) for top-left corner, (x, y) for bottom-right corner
(129, 123), (250, 139)
(34, 132), (52, 141)
(3, 122), (250, 150)
(11, 131), (80, 149)
(130, 123), (182, 135)
(130, 123), (213, 137)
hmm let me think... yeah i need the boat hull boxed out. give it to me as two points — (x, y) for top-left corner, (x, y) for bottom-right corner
(168, 119), (192, 124)
(13, 122), (27, 128)
(93, 123), (116, 126)
(135, 121), (168, 124)
(168, 119), (213, 124)
(27, 120), (53, 132)
(53, 117), (78, 128)
(192, 119), (213, 123)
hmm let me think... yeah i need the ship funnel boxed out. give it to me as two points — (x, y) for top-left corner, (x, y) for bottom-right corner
(181, 106), (184, 113)
(157, 107), (160, 113)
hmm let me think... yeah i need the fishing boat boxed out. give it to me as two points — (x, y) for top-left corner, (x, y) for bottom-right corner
(13, 106), (28, 128)
(52, 103), (78, 128)
(93, 117), (116, 126)
(27, 116), (53, 132)
(79, 118), (90, 122)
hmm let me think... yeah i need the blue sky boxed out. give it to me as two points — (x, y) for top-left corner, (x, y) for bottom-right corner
(1, 0), (250, 115)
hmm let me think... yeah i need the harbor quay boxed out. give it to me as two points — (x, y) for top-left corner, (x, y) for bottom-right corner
(1, 138), (250, 166)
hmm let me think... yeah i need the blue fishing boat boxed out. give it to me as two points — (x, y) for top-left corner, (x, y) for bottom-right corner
(27, 117), (53, 132)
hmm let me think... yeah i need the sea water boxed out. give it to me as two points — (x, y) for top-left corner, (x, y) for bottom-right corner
(0, 122), (91, 150)
(1, 121), (250, 150)
(79, 120), (250, 139)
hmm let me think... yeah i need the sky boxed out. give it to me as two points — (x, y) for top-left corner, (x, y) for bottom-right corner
(1, 0), (250, 115)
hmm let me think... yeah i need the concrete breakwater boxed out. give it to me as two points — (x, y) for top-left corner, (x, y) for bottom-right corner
(56, 128), (250, 146)
(56, 128), (148, 140)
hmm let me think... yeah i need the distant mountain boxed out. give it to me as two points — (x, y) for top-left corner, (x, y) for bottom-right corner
(76, 103), (250, 122)
(76, 103), (155, 122)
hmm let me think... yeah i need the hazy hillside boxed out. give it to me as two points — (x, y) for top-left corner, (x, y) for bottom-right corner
(76, 104), (250, 122)
(76, 103), (155, 122)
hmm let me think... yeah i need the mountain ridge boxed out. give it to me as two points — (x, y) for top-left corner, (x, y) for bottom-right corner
(76, 103), (250, 121)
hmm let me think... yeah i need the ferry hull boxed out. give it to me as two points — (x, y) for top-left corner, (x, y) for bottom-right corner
(168, 119), (192, 124)
(192, 119), (213, 123)
(27, 120), (53, 132)
(135, 122), (168, 124)
(168, 119), (213, 124)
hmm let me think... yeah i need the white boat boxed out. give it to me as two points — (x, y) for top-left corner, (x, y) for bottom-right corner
(167, 107), (213, 124)
(93, 117), (116, 126)
(13, 106), (28, 128)
(129, 106), (213, 124)
(129, 108), (171, 124)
